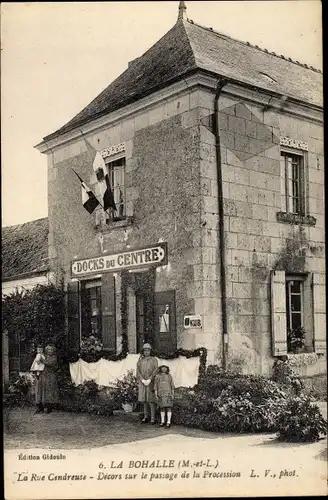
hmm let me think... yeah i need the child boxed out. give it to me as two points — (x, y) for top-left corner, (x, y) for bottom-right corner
(154, 365), (175, 428)
(30, 345), (45, 378)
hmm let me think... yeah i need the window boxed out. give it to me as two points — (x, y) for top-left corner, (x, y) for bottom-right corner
(270, 271), (325, 356)
(280, 152), (305, 215)
(106, 157), (125, 219)
(81, 280), (102, 337)
(286, 276), (303, 332)
(285, 275), (305, 353)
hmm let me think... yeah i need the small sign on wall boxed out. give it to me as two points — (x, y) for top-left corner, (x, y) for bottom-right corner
(184, 315), (202, 329)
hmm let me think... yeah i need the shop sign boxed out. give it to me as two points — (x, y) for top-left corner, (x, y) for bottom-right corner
(280, 137), (308, 151)
(101, 143), (125, 158)
(184, 315), (202, 329)
(71, 242), (167, 277)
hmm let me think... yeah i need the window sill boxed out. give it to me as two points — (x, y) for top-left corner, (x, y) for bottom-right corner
(276, 212), (316, 226)
(95, 216), (133, 233)
(285, 353), (319, 367)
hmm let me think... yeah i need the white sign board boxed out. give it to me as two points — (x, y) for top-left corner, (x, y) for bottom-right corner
(184, 315), (202, 329)
(71, 243), (167, 277)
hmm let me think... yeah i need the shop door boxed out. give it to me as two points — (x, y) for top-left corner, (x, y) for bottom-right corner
(154, 291), (176, 354)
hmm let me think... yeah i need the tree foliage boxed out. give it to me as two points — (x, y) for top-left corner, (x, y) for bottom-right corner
(2, 284), (66, 366)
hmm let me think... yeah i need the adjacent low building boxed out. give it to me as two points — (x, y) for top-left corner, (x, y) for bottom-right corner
(35, 3), (325, 386)
(2, 217), (50, 379)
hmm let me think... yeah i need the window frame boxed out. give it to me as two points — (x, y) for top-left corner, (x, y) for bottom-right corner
(105, 156), (126, 221)
(280, 149), (306, 216)
(80, 279), (102, 340)
(285, 275), (304, 334)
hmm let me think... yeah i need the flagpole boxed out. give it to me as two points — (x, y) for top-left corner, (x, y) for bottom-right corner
(78, 131), (113, 219)
(71, 167), (108, 213)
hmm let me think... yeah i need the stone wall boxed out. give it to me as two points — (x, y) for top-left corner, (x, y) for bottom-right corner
(198, 87), (325, 376)
(47, 89), (219, 358)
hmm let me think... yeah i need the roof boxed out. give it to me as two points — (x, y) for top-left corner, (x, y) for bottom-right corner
(43, 18), (322, 141)
(2, 218), (49, 281)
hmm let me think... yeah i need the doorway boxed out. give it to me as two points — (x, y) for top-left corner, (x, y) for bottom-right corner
(136, 289), (176, 354)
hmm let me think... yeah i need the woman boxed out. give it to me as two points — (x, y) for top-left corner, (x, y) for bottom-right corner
(136, 343), (158, 424)
(35, 344), (59, 414)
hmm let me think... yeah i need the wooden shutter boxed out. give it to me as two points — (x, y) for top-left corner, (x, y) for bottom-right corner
(271, 270), (287, 356)
(101, 273), (116, 352)
(312, 272), (326, 354)
(67, 281), (80, 350)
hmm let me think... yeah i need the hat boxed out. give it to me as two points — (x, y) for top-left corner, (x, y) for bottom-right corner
(158, 364), (170, 372)
(142, 343), (152, 350)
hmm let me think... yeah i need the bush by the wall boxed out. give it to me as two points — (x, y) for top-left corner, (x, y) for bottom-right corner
(174, 365), (293, 433)
(111, 370), (138, 407)
(2, 284), (66, 371)
(174, 386), (288, 433)
(277, 396), (327, 442)
(271, 359), (304, 395)
(197, 365), (291, 403)
(57, 378), (117, 416)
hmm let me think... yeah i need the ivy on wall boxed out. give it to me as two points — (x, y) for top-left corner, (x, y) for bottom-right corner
(2, 284), (66, 370)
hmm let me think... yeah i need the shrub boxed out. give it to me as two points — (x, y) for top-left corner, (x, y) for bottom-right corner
(4, 374), (34, 408)
(112, 370), (138, 406)
(174, 386), (288, 433)
(277, 396), (327, 442)
(2, 284), (66, 371)
(57, 378), (116, 415)
(271, 359), (304, 395)
(174, 366), (294, 433)
(197, 365), (290, 403)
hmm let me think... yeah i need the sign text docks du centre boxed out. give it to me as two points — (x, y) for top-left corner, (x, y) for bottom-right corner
(71, 242), (168, 277)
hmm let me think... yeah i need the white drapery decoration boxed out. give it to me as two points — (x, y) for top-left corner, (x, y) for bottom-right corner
(69, 354), (200, 388)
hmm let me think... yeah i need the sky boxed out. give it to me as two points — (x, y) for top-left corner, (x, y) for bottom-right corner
(1, 1), (322, 227)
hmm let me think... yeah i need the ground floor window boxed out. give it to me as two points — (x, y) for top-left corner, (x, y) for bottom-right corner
(81, 280), (102, 338)
(285, 275), (306, 353)
(271, 270), (325, 356)
(67, 274), (116, 352)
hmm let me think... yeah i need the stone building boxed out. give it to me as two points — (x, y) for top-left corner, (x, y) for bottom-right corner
(36, 3), (325, 383)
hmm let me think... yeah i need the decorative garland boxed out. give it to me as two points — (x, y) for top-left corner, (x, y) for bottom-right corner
(120, 270), (129, 356)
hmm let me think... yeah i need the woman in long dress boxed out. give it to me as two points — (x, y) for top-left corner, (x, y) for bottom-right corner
(136, 343), (158, 424)
(35, 345), (59, 414)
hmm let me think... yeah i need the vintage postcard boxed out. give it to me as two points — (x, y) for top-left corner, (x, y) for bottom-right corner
(2, 1), (326, 498)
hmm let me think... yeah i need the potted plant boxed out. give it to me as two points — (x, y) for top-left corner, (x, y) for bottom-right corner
(287, 326), (306, 354)
(113, 370), (138, 412)
(80, 335), (103, 355)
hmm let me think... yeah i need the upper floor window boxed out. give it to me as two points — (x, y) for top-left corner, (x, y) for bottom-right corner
(106, 157), (125, 220)
(280, 151), (305, 215)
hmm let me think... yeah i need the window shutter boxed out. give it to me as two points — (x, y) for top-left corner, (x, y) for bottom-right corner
(67, 281), (80, 350)
(101, 273), (116, 352)
(271, 270), (287, 356)
(312, 273), (326, 354)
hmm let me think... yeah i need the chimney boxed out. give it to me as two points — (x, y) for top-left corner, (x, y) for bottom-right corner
(177, 1), (187, 21)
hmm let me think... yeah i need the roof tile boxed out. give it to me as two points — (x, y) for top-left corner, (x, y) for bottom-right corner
(43, 18), (322, 141)
(2, 218), (49, 280)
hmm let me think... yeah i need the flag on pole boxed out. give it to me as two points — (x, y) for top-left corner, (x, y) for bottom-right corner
(92, 151), (117, 212)
(80, 133), (117, 212)
(72, 169), (100, 214)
